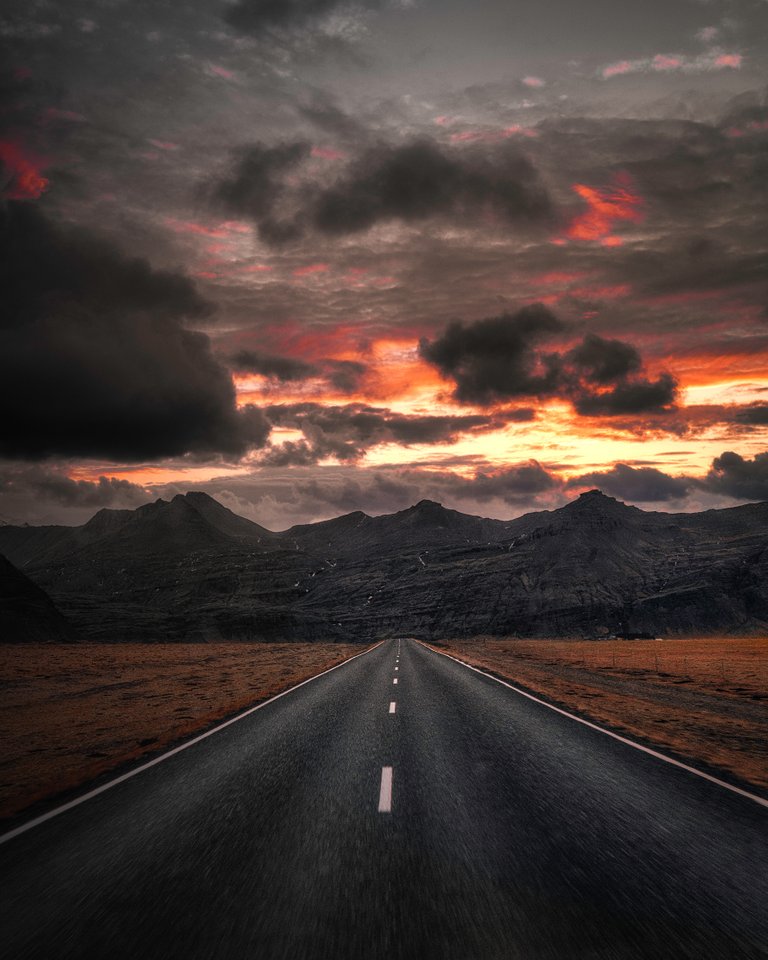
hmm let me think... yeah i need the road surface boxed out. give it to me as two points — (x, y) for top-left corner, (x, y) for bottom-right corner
(1, 638), (767, 959)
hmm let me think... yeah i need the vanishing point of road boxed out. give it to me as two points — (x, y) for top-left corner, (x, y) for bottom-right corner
(1, 639), (766, 959)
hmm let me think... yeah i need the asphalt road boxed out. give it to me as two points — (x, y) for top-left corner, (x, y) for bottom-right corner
(1, 638), (767, 960)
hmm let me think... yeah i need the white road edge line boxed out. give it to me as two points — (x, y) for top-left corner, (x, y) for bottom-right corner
(418, 641), (768, 811)
(0, 640), (387, 847)
(389, 701), (396, 714)
(378, 766), (393, 812)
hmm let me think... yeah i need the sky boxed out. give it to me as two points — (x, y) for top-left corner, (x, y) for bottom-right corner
(1, 0), (768, 528)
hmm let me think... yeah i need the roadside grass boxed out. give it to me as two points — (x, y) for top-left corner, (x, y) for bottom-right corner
(431, 637), (768, 792)
(0, 642), (366, 821)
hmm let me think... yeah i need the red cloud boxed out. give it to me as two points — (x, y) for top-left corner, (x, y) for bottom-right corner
(0, 140), (49, 199)
(293, 263), (330, 277)
(565, 173), (644, 245)
(652, 54), (682, 71)
(602, 60), (634, 78)
(205, 63), (235, 80)
(602, 50), (743, 79)
(311, 146), (346, 160)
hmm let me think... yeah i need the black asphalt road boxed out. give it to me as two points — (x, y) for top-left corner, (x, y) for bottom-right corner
(1, 639), (767, 960)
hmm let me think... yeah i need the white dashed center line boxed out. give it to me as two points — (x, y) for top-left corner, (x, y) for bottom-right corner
(395, 666), (399, 670)
(378, 766), (393, 813)
(389, 701), (396, 714)
(393, 677), (398, 684)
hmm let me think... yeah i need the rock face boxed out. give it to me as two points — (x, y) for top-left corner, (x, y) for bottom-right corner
(0, 554), (78, 642)
(1, 490), (768, 641)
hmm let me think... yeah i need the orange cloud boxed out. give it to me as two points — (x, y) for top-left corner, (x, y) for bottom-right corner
(565, 173), (644, 244)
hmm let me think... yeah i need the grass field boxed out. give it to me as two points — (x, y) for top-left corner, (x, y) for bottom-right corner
(430, 637), (768, 792)
(0, 643), (367, 821)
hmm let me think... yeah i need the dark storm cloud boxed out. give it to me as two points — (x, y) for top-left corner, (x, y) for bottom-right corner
(4, 202), (210, 328)
(0, 201), (270, 461)
(311, 138), (553, 236)
(732, 404), (768, 426)
(572, 373), (678, 416)
(705, 451), (768, 500)
(209, 137), (553, 245)
(212, 141), (311, 246)
(419, 305), (565, 405)
(262, 402), (504, 463)
(229, 350), (367, 393)
(566, 333), (641, 384)
(230, 349), (318, 381)
(419, 307), (678, 416)
(567, 463), (692, 502)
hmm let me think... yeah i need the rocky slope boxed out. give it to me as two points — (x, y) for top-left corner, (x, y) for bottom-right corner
(1, 490), (767, 641)
(0, 554), (78, 642)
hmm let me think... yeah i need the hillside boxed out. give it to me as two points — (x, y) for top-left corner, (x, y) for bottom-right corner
(1, 490), (767, 641)
(0, 554), (78, 643)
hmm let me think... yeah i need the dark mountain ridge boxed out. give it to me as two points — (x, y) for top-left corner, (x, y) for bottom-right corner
(1, 490), (767, 641)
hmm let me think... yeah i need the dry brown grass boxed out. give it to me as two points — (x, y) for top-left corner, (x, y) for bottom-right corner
(0, 643), (368, 820)
(430, 637), (768, 792)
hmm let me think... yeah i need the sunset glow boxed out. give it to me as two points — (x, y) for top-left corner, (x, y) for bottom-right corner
(0, 0), (766, 526)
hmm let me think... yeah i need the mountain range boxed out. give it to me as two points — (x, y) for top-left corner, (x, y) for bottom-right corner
(1, 489), (768, 642)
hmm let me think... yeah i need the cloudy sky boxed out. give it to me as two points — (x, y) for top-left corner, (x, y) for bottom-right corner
(1, 0), (768, 527)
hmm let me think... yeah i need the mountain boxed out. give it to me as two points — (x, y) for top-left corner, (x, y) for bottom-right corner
(1, 489), (768, 641)
(0, 554), (78, 642)
(282, 499), (517, 557)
